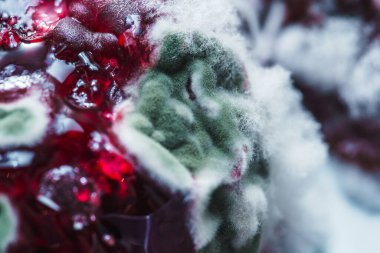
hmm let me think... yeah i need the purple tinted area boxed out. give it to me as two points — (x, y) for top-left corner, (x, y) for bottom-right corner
(103, 197), (195, 253)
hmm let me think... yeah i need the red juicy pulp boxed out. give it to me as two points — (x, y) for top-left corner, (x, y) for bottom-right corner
(0, 120), (161, 252)
(0, 1), (162, 252)
(26, 0), (68, 42)
(59, 69), (114, 111)
(0, 0), (69, 47)
(0, 16), (22, 49)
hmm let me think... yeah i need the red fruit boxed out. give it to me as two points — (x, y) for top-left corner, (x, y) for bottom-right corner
(27, 0), (68, 42)
(0, 29), (20, 49)
(0, 1), (68, 45)
(60, 70), (112, 110)
(96, 151), (134, 181)
(119, 30), (138, 55)
(0, 1), (163, 252)
(37, 165), (101, 215)
(0, 15), (21, 49)
(118, 29), (153, 78)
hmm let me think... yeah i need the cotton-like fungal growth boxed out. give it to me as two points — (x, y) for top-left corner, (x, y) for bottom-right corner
(114, 31), (267, 251)
(0, 0), (333, 253)
(235, 1), (380, 252)
(114, 0), (327, 252)
(274, 17), (380, 116)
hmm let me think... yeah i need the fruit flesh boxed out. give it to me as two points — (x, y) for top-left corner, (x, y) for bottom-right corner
(0, 1), (159, 252)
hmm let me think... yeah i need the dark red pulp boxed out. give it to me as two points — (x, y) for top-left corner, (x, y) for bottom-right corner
(0, 1), (161, 253)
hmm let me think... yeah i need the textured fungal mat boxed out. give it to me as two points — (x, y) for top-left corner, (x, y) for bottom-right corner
(0, 1), (331, 253)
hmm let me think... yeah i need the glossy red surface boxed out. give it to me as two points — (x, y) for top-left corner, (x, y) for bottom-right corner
(0, 1), (161, 252)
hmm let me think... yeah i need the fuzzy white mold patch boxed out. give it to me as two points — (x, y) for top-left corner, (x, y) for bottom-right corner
(0, 91), (50, 148)
(188, 148), (241, 249)
(120, 0), (328, 252)
(0, 195), (17, 251)
(342, 42), (380, 116)
(247, 66), (328, 253)
(149, 0), (246, 62)
(274, 17), (380, 116)
(274, 17), (360, 91)
(188, 167), (227, 248)
(230, 184), (267, 249)
(152, 0), (240, 38)
(225, 63), (328, 253)
(113, 107), (193, 194)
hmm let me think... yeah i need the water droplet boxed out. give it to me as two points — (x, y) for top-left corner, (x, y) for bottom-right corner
(61, 70), (111, 110)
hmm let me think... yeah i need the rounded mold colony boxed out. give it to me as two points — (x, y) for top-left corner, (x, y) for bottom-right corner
(114, 32), (268, 253)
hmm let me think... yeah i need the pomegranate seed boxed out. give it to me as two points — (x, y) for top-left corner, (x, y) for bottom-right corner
(60, 70), (111, 110)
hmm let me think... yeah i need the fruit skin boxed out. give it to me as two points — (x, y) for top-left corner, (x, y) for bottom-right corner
(116, 32), (267, 253)
(67, 0), (153, 35)
(50, 0), (156, 60)
(51, 17), (120, 59)
(0, 195), (17, 252)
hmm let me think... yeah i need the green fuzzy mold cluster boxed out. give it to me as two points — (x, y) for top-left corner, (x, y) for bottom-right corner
(131, 32), (248, 171)
(0, 196), (17, 251)
(124, 32), (267, 253)
(156, 32), (245, 92)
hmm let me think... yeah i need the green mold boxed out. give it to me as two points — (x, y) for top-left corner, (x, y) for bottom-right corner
(157, 32), (245, 92)
(121, 32), (268, 252)
(0, 196), (17, 251)
(0, 108), (33, 136)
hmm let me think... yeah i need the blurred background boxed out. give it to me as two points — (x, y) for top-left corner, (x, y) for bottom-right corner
(236, 1), (380, 252)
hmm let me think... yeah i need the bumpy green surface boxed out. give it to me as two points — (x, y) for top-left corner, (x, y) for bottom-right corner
(125, 32), (267, 252)
(0, 196), (16, 251)
(131, 32), (247, 171)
